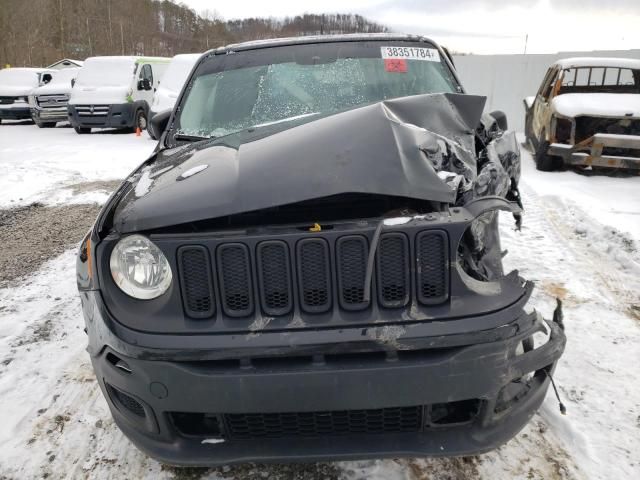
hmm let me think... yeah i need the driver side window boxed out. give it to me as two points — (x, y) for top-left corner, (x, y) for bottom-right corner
(140, 64), (153, 85)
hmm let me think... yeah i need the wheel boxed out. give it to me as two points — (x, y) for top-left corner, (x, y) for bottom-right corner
(534, 136), (561, 171)
(134, 109), (147, 132)
(36, 121), (56, 128)
(147, 121), (158, 140)
(74, 126), (91, 134)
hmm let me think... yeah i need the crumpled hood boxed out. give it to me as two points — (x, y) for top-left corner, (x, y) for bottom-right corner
(552, 93), (640, 119)
(113, 93), (486, 233)
(69, 85), (129, 105)
(0, 85), (34, 97)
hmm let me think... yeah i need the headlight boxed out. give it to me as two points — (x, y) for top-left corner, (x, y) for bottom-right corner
(110, 235), (172, 299)
(553, 117), (573, 144)
(16, 96), (28, 103)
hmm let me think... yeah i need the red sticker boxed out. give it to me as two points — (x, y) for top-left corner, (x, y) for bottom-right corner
(384, 58), (407, 73)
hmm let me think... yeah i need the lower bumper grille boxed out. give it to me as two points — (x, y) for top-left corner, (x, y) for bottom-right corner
(226, 406), (423, 439)
(170, 400), (481, 440)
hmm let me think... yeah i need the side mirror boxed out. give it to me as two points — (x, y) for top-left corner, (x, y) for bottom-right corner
(42, 73), (52, 85)
(137, 79), (151, 90)
(149, 108), (171, 139)
(489, 110), (508, 131)
(523, 96), (535, 111)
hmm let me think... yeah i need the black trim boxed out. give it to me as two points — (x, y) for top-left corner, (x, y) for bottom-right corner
(177, 246), (216, 319)
(256, 240), (293, 317)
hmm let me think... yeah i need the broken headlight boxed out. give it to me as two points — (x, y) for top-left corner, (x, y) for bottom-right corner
(553, 116), (573, 144)
(110, 234), (172, 299)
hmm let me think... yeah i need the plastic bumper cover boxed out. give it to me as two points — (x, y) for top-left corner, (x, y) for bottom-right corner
(68, 103), (135, 129)
(0, 106), (31, 120)
(86, 299), (566, 465)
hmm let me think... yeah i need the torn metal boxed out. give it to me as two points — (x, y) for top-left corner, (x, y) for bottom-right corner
(112, 93), (520, 234)
(109, 93), (522, 284)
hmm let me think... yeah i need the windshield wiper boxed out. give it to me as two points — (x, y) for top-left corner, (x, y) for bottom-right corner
(174, 133), (210, 142)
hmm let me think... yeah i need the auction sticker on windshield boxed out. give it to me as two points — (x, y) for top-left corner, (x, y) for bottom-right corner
(380, 46), (440, 62)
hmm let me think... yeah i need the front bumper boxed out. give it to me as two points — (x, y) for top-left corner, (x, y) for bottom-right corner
(0, 105), (31, 120)
(82, 287), (566, 466)
(31, 106), (69, 123)
(68, 103), (135, 129)
(549, 133), (640, 170)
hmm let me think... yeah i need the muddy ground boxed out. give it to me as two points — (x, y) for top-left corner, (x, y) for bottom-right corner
(0, 202), (101, 287)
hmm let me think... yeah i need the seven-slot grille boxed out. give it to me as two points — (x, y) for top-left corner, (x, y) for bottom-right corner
(75, 104), (109, 116)
(177, 230), (449, 319)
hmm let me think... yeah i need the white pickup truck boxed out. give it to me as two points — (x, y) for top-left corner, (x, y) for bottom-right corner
(29, 67), (81, 128)
(0, 68), (53, 124)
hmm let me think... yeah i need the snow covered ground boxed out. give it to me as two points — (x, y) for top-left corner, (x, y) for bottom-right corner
(0, 121), (155, 208)
(0, 123), (639, 479)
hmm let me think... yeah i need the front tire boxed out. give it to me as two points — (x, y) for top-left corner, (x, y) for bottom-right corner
(534, 137), (562, 171)
(74, 126), (91, 134)
(134, 109), (147, 133)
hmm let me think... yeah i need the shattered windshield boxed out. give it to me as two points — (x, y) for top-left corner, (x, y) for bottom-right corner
(175, 41), (460, 140)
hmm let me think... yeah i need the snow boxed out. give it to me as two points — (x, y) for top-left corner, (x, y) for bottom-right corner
(134, 166), (154, 197)
(0, 123), (155, 208)
(0, 124), (639, 479)
(552, 93), (640, 118)
(0, 68), (47, 87)
(179, 164), (208, 179)
(151, 53), (201, 114)
(383, 217), (412, 226)
(553, 57), (640, 70)
(201, 438), (226, 445)
(73, 57), (138, 88)
(32, 68), (80, 95)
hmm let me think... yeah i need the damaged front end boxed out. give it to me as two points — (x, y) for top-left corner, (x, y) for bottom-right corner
(78, 54), (565, 463)
(549, 116), (640, 170)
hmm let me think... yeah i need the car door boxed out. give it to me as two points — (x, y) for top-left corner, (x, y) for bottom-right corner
(531, 67), (558, 143)
(137, 63), (154, 107)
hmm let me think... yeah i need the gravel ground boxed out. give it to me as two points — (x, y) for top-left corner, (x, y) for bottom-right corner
(0, 202), (101, 287)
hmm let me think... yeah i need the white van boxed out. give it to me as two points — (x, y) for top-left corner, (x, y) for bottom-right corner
(0, 68), (53, 124)
(29, 67), (81, 128)
(68, 56), (170, 134)
(148, 53), (201, 138)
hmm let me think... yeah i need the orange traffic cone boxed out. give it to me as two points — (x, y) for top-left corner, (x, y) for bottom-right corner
(135, 127), (141, 137)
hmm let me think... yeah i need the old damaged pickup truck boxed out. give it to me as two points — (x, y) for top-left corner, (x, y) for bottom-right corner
(77, 34), (566, 466)
(525, 57), (640, 171)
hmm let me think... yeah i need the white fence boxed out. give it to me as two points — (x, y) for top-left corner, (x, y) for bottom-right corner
(453, 49), (640, 132)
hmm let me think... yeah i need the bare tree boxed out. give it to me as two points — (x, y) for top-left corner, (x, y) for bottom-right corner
(0, 1), (388, 67)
